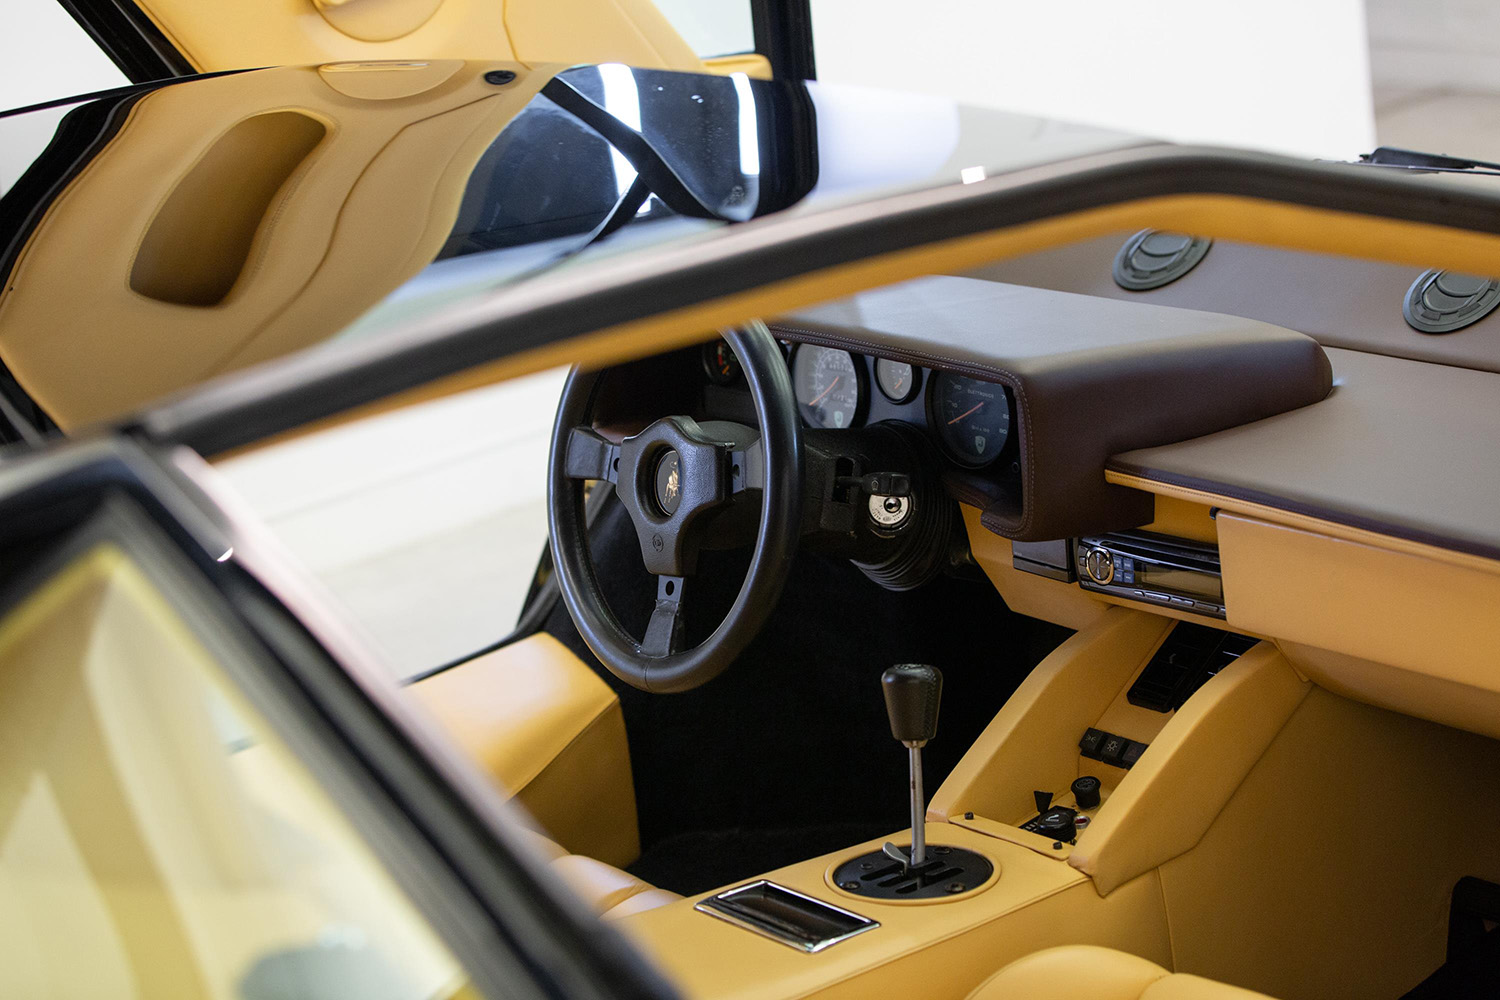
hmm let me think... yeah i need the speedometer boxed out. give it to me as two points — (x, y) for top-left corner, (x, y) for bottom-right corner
(929, 372), (1011, 467)
(792, 346), (863, 428)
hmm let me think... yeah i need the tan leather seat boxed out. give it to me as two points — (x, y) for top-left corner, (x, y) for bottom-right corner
(519, 828), (681, 920)
(412, 633), (679, 919)
(968, 946), (1278, 1000)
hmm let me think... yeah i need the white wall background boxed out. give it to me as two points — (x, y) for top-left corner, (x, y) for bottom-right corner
(0, 0), (127, 194)
(811, 0), (1376, 159)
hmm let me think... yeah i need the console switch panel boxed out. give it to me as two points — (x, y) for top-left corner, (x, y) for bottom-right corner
(1080, 727), (1148, 769)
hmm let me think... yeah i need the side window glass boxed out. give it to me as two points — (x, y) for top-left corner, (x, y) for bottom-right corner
(653, 0), (756, 57)
(0, 543), (468, 997)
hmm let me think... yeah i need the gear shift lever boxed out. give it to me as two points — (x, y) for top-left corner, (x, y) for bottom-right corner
(881, 664), (942, 867)
(832, 663), (989, 899)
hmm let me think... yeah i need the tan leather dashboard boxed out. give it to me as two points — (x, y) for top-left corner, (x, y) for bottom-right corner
(1111, 346), (1500, 561)
(772, 276), (1331, 542)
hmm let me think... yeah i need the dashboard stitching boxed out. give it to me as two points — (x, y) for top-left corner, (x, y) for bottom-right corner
(768, 322), (1037, 533)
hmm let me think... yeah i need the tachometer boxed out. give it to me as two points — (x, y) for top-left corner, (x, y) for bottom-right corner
(792, 346), (863, 428)
(929, 372), (1010, 467)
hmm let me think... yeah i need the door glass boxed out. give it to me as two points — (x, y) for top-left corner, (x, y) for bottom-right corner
(0, 542), (473, 998)
(653, 0), (755, 56)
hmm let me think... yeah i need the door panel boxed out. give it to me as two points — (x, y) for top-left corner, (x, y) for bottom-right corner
(0, 439), (678, 1000)
(0, 538), (468, 998)
(124, 0), (710, 74)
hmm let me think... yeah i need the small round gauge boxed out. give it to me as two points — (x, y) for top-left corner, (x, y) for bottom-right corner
(792, 345), (863, 428)
(929, 372), (1011, 467)
(702, 340), (741, 385)
(875, 358), (919, 403)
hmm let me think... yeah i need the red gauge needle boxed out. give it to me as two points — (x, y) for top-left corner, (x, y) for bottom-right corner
(947, 402), (984, 424)
(809, 376), (841, 406)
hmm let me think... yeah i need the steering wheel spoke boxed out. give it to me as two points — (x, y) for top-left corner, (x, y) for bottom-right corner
(563, 426), (620, 482)
(641, 575), (686, 658)
(729, 440), (765, 495)
(548, 323), (801, 692)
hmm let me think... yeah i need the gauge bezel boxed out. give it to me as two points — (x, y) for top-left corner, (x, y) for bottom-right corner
(926, 370), (1014, 469)
(874, 357), (920, 403)
(791, 344), (868, 429)
(701, 339), (741, 385)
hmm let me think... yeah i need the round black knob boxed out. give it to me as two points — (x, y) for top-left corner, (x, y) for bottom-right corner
(1084, 547), (1114, 584)
(1071, 775), (1102, 810)
(1034, 806), (1077, 843)
(881, 664), (942, 747)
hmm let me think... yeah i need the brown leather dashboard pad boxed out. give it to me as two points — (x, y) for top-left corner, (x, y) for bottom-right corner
(770, 276), (1332, 541)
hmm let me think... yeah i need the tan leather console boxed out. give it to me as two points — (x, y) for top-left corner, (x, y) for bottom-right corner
(619, 607), (1500, 1000)
(410, 632), (641, 869)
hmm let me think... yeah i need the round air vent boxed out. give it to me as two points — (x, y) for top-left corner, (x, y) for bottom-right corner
(1112, 229), (1212, 290)
(1402, 270), (1500, 334)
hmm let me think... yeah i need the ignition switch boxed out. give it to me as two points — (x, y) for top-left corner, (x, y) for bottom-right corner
(869, 493), (912, 528)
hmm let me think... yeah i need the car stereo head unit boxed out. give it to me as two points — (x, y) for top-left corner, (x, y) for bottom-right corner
(1075, 531), (1225, 618)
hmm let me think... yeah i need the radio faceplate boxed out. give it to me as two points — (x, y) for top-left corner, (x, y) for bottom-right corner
(1075, 531), (1225, 618)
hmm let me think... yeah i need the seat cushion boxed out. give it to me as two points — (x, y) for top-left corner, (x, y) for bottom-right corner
(968, 946), (1277, 1000)
(516, 825), (680, 920)
(549, 854), (683, 920)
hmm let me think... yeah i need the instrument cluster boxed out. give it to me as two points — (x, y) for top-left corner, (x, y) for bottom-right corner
(702, 339), (1017, 471)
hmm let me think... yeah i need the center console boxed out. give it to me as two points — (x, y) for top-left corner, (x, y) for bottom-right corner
(616, 607), (1308, 1000)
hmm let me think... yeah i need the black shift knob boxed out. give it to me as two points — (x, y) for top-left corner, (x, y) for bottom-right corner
(882, 664), (942, 747)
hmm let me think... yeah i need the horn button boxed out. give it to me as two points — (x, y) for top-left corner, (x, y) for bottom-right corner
(616, 417), (733, 576)
(654, 450), (683, 515)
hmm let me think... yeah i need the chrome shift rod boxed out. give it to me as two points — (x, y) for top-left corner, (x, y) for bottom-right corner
(907, 745), (926, 864)
(880, 664), (943, 868)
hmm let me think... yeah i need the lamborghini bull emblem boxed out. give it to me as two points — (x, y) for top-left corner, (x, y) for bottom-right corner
(655, 450), (682, 515)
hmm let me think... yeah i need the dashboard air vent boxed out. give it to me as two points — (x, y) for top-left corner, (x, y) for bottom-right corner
(1403, 270), (1500, 334)
(1127, 623), (1258, 713)
(1112, 229), (1212, 290)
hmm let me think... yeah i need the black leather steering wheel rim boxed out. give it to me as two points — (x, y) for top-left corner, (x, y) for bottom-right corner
(547, 324), (802, 692)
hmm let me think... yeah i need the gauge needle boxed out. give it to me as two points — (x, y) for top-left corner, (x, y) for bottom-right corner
(809, 376), (841, 406)
(947, 402), (984, 424)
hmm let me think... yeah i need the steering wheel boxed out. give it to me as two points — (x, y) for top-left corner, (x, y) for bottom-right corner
(547, 324), (803, 692)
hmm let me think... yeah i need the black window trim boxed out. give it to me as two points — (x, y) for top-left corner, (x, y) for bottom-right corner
(55, 0), (195, 83)
(750, 0), (816, 80)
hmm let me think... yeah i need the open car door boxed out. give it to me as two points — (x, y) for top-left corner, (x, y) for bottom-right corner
(54, 0), (817, 82)
(0, 433), (677, 1000)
